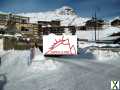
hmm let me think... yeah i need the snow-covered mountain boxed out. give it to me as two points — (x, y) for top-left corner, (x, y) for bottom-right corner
(55, 6), (76, 15)
(19, 6), (89, 26)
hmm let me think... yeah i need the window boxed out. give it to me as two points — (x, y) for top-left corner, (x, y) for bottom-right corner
(21, 19), (27, 24)
(21, 27), (29, 32)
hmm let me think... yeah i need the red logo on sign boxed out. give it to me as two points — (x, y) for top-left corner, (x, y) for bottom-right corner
(45, 36), (77, 55)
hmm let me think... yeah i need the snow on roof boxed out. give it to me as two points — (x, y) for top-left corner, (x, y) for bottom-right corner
(3, 34), (14, 37)
(0, 25), (6, 29)
(14, 33), (22, 37)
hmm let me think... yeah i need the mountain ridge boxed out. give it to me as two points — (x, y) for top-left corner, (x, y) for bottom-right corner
(18, 6), (89, 26)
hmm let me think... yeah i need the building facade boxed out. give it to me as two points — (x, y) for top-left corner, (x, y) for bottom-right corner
(111, 19), (120, 26)
(85, 19), (104, 30)
(0, 13), (29, 25)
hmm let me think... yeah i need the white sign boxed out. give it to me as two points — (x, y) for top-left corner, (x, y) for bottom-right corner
(0, 39), (3, 50)
(43, 34), (77, 55)
(111, 80), (120, 90)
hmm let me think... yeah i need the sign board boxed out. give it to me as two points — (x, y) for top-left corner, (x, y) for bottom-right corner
(0, 39), (3, 50)
(43, 34), (77, 55)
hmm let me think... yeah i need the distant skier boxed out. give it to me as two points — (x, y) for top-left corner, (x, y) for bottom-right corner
(28, 45), (35, 65)
(28, 42), (40, 65)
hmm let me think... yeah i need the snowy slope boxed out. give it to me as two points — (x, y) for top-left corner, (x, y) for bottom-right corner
(19, 6), (89, 26)
(77, 26), (120, 41)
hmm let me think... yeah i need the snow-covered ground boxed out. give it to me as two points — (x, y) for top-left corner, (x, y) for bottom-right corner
(0, 49), (62, 90)
(77, 26), (120, 41)
(0, 45), (120, 90)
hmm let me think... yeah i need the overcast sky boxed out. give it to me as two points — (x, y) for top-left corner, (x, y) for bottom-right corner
(0, 0), (120, 19)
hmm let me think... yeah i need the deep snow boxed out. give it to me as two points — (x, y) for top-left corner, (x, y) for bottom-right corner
(0, 45), (120, 90)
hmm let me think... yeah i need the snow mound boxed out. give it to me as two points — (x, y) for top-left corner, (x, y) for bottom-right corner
(62, 42), (120, 62)
(29, 48), (61, 71)
(0, 50), (60, 76)
(32, 48), (45, 61)
(78, 42), (120, 62)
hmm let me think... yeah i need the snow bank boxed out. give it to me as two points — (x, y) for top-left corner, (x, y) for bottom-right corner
(0, 49), (61, 76)
(29, 48), (60, 71)
(60, 41), (120, 62)
(78, 41), (120, 61)
(61, 46), (120, 63)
